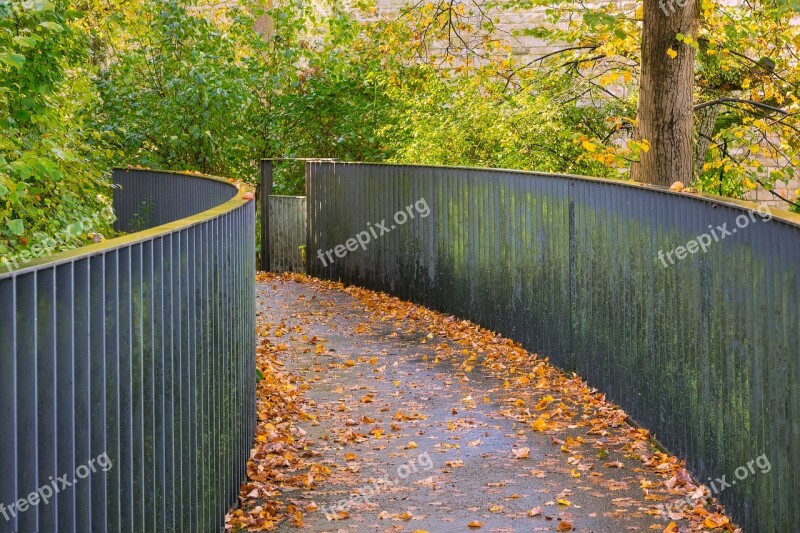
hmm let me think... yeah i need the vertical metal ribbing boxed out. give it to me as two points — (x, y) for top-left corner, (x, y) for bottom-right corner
(790, 239), (800, 529)
(217, 216), (226, 520)
(194, 222), (206, 531)
(33, 269), (54, 533)
(0, 170), (255, 532)
(225, 211), (234, 507)
(229, 211), (238, 520)
(221, 215), (229, 517)
(213, 215), (222, 522)
(151, 238), (166, 533)
(0, 277), (17, 533)
(73, 259), (91, 533)
(248, 199), (257, 486)
(172, 230), (184, 533)
(238, 208), (246, 502)
(163, 233), (176, 533)
(180, 229), (192, 533)
(89, 254), (107, 530)
(237, 208), (246, 506)
(88, 254), (108, 530)
(118, 247), (134, 533)
(14, 273), (36, 533)
(261, 160), (273, 272)
(142, 240), (155, 533)
(305, 162), (312, 275)
(186, 227), (200, 531)
(131, 243), (144, 533)
(105, 251), (121, 532)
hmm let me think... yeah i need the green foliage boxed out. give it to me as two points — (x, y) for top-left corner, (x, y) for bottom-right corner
(265, 4), (622, 193)
(16, 0), (792, 258)
(95, 0), (272, 181)
(0, 0), (114, 259)
(384, 67), (623, 177)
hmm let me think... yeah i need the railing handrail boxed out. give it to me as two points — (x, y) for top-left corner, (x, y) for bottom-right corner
(307, 160), (800, 230)
(0, 167), (250, 279)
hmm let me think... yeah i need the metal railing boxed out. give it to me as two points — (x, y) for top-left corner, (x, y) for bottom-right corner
(0, 168), (256, 532)
(306, 161), (800, 533)
(268, 196), (306, 273)
(259, 158), (335, 272)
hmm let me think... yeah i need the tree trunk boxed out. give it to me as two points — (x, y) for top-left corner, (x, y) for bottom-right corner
(633, 0), (698, 186)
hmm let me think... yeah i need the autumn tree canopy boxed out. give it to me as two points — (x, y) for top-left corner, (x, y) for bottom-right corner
(3, 0), (800, 258)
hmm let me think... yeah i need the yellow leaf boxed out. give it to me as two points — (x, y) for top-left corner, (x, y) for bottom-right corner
(666, 48), (678, 59)
(531, 417), (549, 432)
(702, 513), (730, 528)
(534, 395), (555, 410)
(581, 140), (597, 152)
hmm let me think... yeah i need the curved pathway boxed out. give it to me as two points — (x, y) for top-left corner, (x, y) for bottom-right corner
(226, 274), (736, 533)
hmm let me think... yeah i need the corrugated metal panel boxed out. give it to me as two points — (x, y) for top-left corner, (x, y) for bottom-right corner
(306, 162), (800, 533)
(268, 196), (307, 273)
(0, 169), (256, 533)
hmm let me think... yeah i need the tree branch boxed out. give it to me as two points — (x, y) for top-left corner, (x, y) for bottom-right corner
(694, 98), (788, 115)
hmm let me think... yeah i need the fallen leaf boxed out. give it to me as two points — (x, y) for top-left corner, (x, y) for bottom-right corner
(512, 447), (530, 459)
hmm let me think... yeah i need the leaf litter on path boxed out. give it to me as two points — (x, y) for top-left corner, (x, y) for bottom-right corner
(225, 273), (738, 533)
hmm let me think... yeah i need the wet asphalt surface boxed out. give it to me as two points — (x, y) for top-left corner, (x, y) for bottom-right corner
(256, 278), (677, 533)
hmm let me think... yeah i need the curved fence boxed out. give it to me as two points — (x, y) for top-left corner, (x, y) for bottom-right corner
(0, 169), (256, 532)
(306, 162), (800, 532)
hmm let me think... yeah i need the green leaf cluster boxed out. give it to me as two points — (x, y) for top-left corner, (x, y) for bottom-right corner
(0, 0), (114, 260)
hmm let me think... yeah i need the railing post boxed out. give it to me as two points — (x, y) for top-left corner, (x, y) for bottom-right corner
(260, 159), (273, 272)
